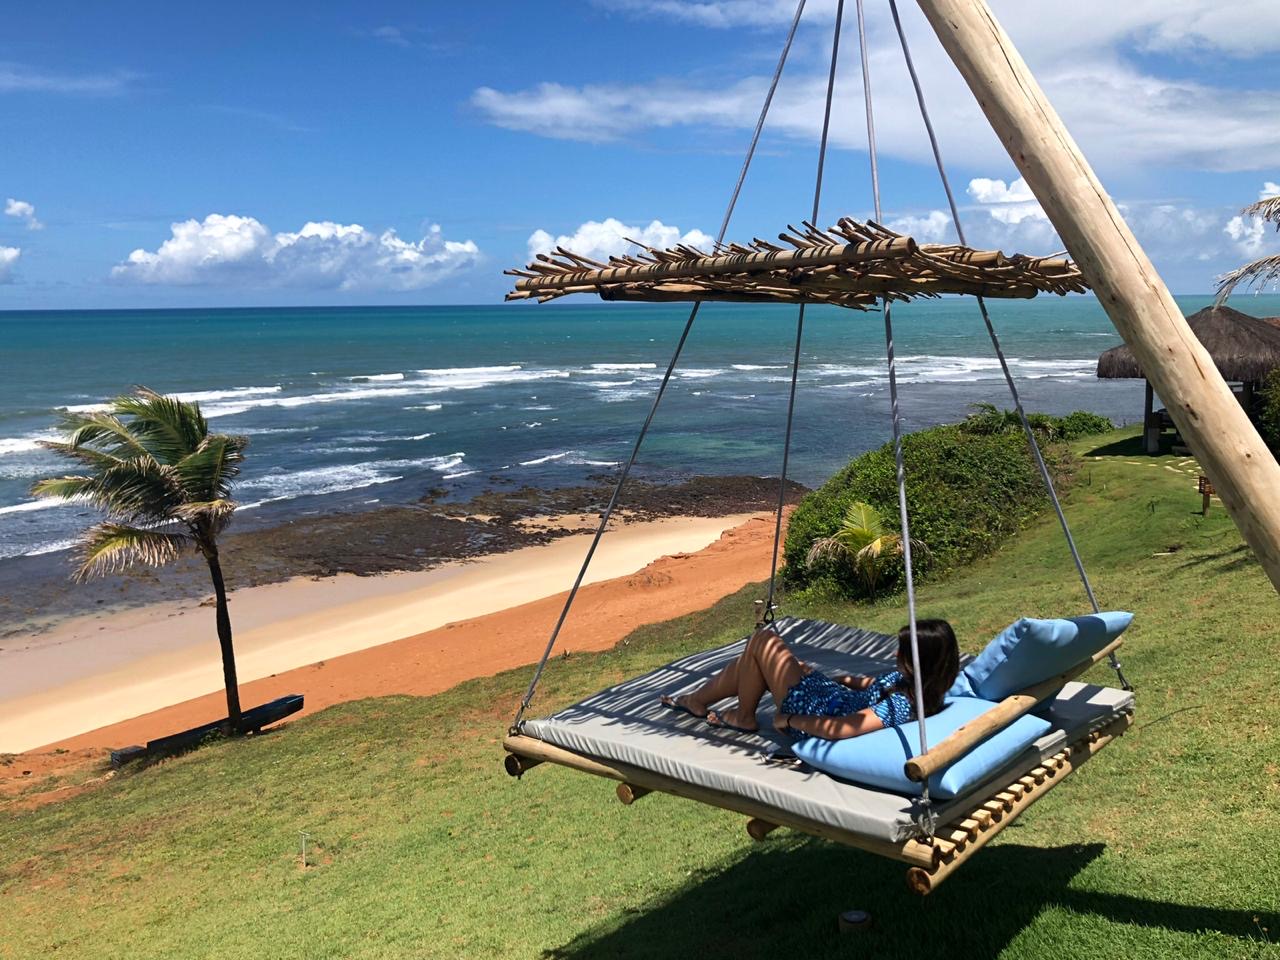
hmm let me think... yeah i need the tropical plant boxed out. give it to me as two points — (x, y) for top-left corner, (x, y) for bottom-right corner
(1216, 192), (1280, 301)
(804, 500), (929, 599)
(32, 387), (249, 729)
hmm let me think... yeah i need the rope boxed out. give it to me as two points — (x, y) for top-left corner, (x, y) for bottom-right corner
(765, 0), (844, 617)
(511, 0), (810, 731)
(855, 0), (932, 828)
(887, 0), (1130, 690)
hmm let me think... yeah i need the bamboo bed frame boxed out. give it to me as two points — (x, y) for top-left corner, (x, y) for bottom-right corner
(505, 636), (1131, 894)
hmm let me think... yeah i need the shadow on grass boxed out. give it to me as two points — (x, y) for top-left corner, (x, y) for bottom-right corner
(1175, 544), (1256, 575)
(544, 839), (1276, 960)
(1084, 435), (1151, 458)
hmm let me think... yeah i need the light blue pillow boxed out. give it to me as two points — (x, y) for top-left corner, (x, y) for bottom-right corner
(962, 611), (1133, 702)
(791, 696), (1051, 799)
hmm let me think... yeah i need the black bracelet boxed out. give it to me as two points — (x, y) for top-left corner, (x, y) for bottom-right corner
(785, 715), (794, 731)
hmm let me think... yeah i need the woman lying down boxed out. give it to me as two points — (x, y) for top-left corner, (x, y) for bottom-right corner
(660, 620), (959, 738)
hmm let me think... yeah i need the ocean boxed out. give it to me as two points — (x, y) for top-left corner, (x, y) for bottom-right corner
(3, 294), (1271, 561)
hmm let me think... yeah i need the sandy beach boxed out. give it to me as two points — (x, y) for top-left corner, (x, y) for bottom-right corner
(1, 510), (780, 756)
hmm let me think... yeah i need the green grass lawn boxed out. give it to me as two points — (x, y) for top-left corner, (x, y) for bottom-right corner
(3, 430), (1279, 959)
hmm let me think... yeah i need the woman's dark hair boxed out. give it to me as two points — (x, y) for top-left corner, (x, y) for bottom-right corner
(896, 619), (960, 717)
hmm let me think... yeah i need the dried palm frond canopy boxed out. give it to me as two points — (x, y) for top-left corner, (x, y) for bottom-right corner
(505, 218), (1088, 308)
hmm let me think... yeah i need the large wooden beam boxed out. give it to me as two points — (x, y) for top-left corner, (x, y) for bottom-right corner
(913, 0), (1280, 594)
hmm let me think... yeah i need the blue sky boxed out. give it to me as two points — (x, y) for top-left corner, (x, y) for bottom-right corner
(2, 0), (1278, 308)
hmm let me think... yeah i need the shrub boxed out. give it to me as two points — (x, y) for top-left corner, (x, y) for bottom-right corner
(1256, 369), (1280, 454)
(783, 420), (1081, 600)
(959, 403), (1113, 441)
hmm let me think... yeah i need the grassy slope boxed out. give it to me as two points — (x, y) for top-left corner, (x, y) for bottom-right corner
(2, 430), (1278, 960)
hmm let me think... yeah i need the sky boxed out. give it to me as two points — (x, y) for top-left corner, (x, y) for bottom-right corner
(1, 0), (1278, 309)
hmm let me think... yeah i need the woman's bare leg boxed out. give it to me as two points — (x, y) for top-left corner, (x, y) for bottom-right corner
(661, 656), (740, 717)
(707, 628), (807, 730)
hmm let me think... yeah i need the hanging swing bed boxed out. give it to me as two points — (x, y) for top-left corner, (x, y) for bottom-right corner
(500, 0), (1135, 896)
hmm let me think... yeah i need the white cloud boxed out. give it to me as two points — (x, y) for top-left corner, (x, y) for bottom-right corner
(0, 62), (134, 96)
(527, 218), (713, 262)
(606, 0), (1280, 56)
(113, 214), (480, 290)
(966, 177), (1048, 225)
(887, 210), (951, 243)
(474, 3), (1280, 173)
(0, 246), (19, 283)
(595, 0), (824, 28)
(1225, 215), (1268, 256)
(5, 198), (43, 230)
(369, 25), (412, 47)
(1262, 182), (1280, 201)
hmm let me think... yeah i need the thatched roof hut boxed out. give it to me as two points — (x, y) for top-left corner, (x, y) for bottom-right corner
(1097, 305), (1280, 382)
(1098, 305), (1280, 453)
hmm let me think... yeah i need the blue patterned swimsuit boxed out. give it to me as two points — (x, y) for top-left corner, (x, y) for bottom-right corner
(779, 669), (916, 738)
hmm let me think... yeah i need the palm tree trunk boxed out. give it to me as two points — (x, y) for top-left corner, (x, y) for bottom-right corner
(203, 546), (242, 731)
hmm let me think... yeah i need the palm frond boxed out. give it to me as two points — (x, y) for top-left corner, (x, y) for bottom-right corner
(36, 440), (128, 473)
(837, 501), (885, 544)
(113, 387), (209, 463)
(30, 475), (97, 502)
(805, 536), (851, 568)
(175, 434), (247, 502)
(1241, 196), (1280, 225)
(34, 459), (183, 523)
(1216, 254), (1280, 302)
(56, 411), (153, 459)
(74, 523), (192, 580)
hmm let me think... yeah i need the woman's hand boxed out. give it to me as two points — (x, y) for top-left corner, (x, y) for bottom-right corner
(836, 674), (872, 690)
(773, 712), (792, 732)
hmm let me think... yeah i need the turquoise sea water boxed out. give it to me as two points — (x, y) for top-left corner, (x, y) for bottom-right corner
(2, 295), (1273, 560)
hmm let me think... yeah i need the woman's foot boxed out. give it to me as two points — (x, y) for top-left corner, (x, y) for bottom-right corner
(705, 707), (758, 733)
(660, 694), (708, 718)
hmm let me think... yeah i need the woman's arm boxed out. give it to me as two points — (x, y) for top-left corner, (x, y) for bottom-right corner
(773, 707), (885, 740)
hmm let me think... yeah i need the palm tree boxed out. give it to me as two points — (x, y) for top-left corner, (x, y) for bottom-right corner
(805, 500), (929, 599)
(1217, 194), (1280, 301)
(32, 388), (249, 729)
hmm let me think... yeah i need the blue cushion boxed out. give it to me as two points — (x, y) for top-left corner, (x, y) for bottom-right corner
(791, 696), (1051, 799)
(961, 611), (1133, 702)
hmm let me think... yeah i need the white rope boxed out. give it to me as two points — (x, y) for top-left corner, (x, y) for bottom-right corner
(886, 0), (1130, 690)
(854, 0), (933, 827)
(511, 0), (811, 730)
(766, 0), (844, 616)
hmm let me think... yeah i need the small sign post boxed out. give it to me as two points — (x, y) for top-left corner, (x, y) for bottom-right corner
(1198, 475), (1215, 516)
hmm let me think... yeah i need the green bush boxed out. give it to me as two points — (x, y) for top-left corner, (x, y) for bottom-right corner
(958, 402), (1113, 441)
(783, 420), (1081, 599)
(1255, 369), (1280, 453)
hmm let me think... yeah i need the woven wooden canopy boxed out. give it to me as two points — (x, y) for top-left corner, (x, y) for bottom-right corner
(506, 218), (1088, 308)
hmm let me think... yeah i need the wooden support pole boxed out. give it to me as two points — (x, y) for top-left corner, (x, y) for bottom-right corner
(904, 637), (1123, 783)
(616, 782), (651, 805)
(504, 753), (543, 778)
(746, 818), (781, 841)
(913, 0), (1280, 596)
